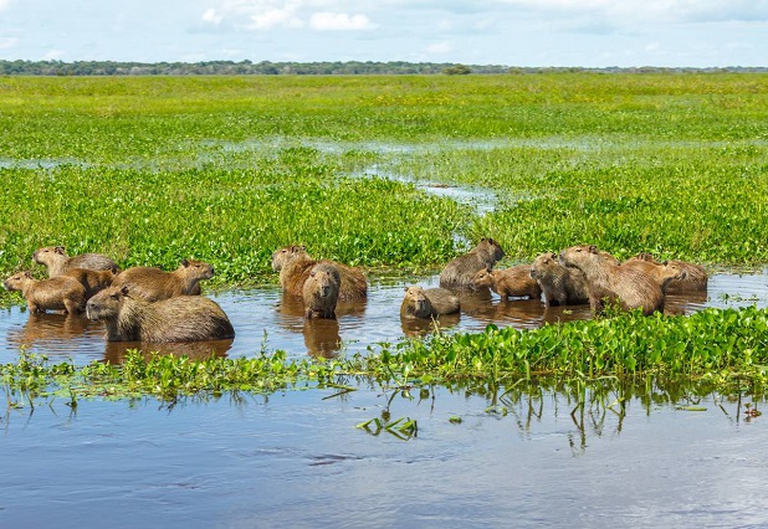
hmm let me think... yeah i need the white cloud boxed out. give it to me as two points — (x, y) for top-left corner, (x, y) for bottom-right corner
(0, 0), (10, 11)
(309, 12), (376, 30)
(0, 37), (17, 49)
(202, 8), (223, 25)
(427, 41), (452, 53)
(249, 3), (304, 29)
(43, 49), (66, 60)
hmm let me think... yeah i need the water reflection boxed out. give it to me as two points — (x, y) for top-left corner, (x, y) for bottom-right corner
(103, 339), (234, 364)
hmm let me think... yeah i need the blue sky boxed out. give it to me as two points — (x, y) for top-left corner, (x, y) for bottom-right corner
(1, 0), (766, 67)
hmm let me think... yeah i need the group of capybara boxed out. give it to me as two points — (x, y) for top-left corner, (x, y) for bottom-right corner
(2, 239), (708, 345)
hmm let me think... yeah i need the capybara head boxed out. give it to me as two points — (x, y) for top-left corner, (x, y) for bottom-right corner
(86, 285), (128, 321)
(469, 267), (495, 290)
(308, 265), (341, 299)
(403, 286), (429, 310)
(559, 244), (601, 269)
(32, 246), (67, 265)
(181, 259), (214, 280)
(660, 261), (687, 283)
(477, 238), (505, 262)
(3, 271), (34, 291)
(530, 252), (559, 281)
(271, 245), (308, 271)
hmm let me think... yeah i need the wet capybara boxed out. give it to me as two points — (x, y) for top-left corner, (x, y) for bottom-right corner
(85, 286), (235, 342)
(400, 286), (460, 320)
(302, 263), (341, 319)
(621, 257), (687, 294)
(469, 265), (542, 300)
(62, 266), (119, 300)
(560, 245), (664, 316)
(530, 252), (590, 306)
(3, 271), (86, 314)
(439, 238), (505, 288)
(111, 259), (213, 302)
(274, 245), (367, 300)
(33, 246), (119, 278)
(630, 252), (707, 293)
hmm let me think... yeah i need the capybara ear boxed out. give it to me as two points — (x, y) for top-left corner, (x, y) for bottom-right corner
(24, 271), (33, 278)
(662, 260), (669, 265)
(588, 245), (598, 254)
(485, 265), (492, 272)
(182, 259), (190, 267)
(120, 286), (130, 297)
(550, 252), (557, 259)
(310, 269), (316, 277)
(55, 246), (65, 255)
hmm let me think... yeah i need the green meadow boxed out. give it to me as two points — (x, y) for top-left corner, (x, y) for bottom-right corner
(1, 73), (768, 397)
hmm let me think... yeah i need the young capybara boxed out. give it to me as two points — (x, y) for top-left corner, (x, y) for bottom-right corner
(559, 245), (664, 316)
(302, 263), (342, 319)
(33, 246), (119, 278)
(530, 252), (590, 306)
(439, 238), (505, 288)
(630, 252), (707, 293)
(621, 257), (687, 294)
(469, 265), (542, 300)
(85, 286), (235, 342)
(62, 266), (119, 300)
(400, 286), (461, 320)
(273, 245), (367, 300)
(3, 271), (86, 314)
(111, 259), (214, 302)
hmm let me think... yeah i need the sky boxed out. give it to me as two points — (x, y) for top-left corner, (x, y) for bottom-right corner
(0, 0), (767, 67)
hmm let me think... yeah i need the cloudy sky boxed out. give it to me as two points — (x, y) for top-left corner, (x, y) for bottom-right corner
(0, 0), (766, 67)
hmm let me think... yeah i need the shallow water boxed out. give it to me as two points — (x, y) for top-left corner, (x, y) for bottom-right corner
(0, 271), (766, 365)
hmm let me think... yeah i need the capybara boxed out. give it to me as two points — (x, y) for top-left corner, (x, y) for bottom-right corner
(530, 252), (591, 306)
(3, 271), (86, 314)
(33, 246), (119, 278)
(469, 265), (542, 300)
(400, 286), (460, 320)
(559, 245), (664, 316)
(111, 259), (213, 302)
(274, 245), (367, 300)
(621, 257), (687, 294)
(439, 238), (505, 288)
(302, 263), (342, 319)
(85, 286), (235, 342)
(62, 266), (119, 300)
(630, 252), (707, 293)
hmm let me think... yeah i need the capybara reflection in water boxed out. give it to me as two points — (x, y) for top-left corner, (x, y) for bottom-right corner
(86, 286), (235, 342)
(628, 252), (707, 293)
(400, 286), (460, 320)
(302, 263), (341, 319)
(3, 271), (86, 314)
(111, 259), (213, 302)
(469, 265), (541, 300)
(62, 266), (119, 300)
(33, 246), (119, 278)
(439, 238), (505, 288)
(530, 252), (590, 306)
(272, 245), (367, 300)
(560, 245), (664, 316)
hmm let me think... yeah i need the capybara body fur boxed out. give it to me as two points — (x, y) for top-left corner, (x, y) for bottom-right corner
(560, 245), (664, 316)
(302, 263), (341, 319)
(33, 246), (119, 278)
(400, 286), (460, 320)
(3, 271), (86, 314)
(439, 238), (505, 288)
(111, 259), (213, 302)
(630, 252), (707, 293)
(62, 266), (118, 299)
(530, 253), (590, 306)
(274, 245), (367, 300)
(86, 286), (235, 342)
(470, 265), (542, 300)
(621, 257), (687, 294)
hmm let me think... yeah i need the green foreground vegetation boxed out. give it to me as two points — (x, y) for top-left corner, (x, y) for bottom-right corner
(1, 73), (768, 404)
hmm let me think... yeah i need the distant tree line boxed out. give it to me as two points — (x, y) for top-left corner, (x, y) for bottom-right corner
(0, 60), (765, 76)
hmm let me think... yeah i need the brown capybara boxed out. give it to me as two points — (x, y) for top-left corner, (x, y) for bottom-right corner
(469, 265), (542, 300)
(111, 259), (213, 302)
(630, 252), (707, 293)
(302, 263), (342, 319)
(85, 286), (235, 342)
(530, 252), (591, 306)
(621, 257), (687, 294)
(400, 286), (460, 320)
(3, 271), (86, 314)
(439, 238), (505, 288)
(33, 246), (119, 278)
(274, 245), (367, 300)
(62, 266), (119, 300)
(559, 245), (664, 316)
